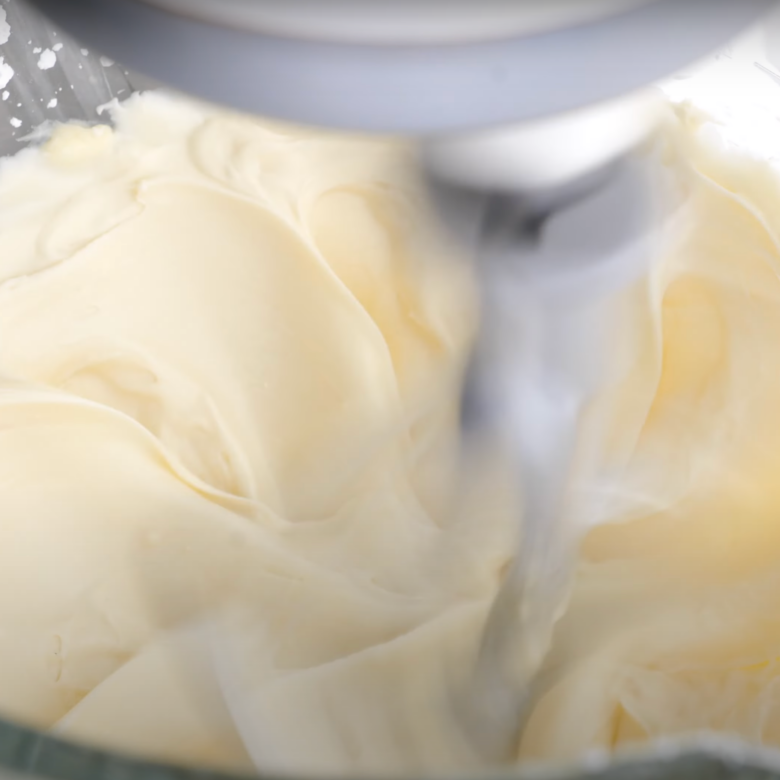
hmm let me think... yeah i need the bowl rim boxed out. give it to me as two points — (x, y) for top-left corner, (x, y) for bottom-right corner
(2, 718), (780, 780)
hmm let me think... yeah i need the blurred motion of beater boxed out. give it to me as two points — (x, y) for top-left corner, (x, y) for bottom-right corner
(427, 102), (676, 756)
(24, 0), (780, 757)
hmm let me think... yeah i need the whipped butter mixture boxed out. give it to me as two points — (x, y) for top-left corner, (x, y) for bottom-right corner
(2, 91), (780, 775)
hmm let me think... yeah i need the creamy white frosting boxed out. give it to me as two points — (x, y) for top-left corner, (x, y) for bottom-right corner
(0, 91), (779, 776)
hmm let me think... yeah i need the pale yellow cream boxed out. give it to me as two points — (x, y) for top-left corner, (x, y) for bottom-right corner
(0, 91), (780, 776)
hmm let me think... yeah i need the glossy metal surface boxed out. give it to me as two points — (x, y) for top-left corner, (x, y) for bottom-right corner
(0, 0), (155, 157)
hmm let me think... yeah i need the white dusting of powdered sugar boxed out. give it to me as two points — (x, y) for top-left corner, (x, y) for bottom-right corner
(0, 58), (14, 90)
(0, 7), (13, 92)
(32, 47), (41, 54)
(47, 98), (58, 109)
(9, 117), (21, 128)
(2, 92), (9, 102)
(37, 49), (56, 70)
(99, 56), (114, 67)
(0, 8), (10, 46)
(52, 43), (63, 52)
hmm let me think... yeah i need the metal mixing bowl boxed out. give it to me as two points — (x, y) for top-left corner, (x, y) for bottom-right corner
(0, 1), (779, 778)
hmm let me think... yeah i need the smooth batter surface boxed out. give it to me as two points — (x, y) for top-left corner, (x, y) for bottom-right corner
(1, 91), (780, 775)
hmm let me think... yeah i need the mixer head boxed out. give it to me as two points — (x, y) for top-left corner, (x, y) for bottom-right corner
(25, 0), (775, 135)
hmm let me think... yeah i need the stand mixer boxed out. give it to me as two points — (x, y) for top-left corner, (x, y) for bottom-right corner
(18, 0), (779, 760)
